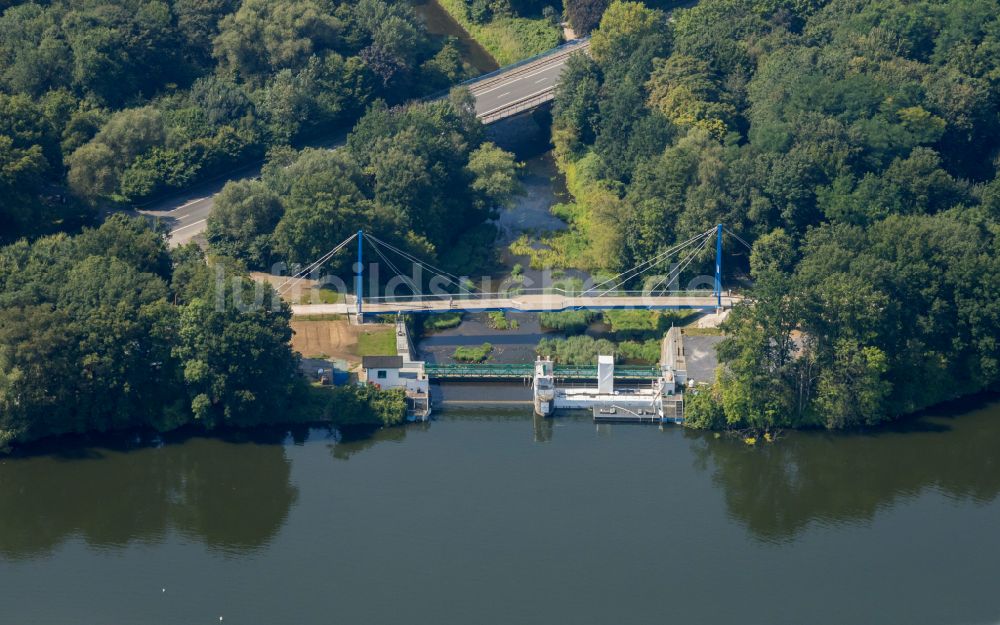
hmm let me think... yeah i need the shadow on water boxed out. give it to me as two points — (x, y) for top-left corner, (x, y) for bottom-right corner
(328, 423), (427, 461)
(0, 427), (301, 560)
(328, 412), (544, 460)
(689, 394), (1000, 544)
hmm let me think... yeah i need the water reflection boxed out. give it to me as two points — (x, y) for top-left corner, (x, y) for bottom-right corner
(412, 0), (498, 73)
(533, 413), (553, 442)
(329, 424), (420, 460)
(0, 430), (299, 560)
(690, 397), (1000, 543)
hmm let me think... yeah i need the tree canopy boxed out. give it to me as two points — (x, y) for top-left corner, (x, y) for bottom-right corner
(0, 215), (300, 449)
(0, 0), (475, 242)
(208, 92), (521, 276)
(552, 0), (1000, 429)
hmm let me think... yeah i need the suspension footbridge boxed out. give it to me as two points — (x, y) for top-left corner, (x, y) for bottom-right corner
(276, 224), (750, 318)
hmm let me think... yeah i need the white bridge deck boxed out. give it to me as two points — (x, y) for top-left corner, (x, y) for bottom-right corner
(291, 294), (740, 316)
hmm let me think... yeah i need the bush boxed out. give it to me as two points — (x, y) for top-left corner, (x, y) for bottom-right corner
(538, 310), (598, 332)
(536, 335), (662, 364)
(322, 385), (407, 426)
(535, 335), (616, 364)
(616, 339), (660, 362)
(487, 311), (519, 330)
(683, 387), (726, 430)
(453, 342), (493, 362)
(423, 312), (463, 331)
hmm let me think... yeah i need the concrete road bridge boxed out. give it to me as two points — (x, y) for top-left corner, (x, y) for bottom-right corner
(140, 38), (591, 247)
(463, 38), (589, 124)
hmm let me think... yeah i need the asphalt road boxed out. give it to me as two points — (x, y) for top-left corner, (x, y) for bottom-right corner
(135, 160), (261, 247)
(469, 41), (587, 119)
(140, 40), (589, 248)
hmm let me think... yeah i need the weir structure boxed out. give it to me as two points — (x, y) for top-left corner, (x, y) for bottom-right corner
(532, 354), (684, 424)
(361, 320), (693, 424)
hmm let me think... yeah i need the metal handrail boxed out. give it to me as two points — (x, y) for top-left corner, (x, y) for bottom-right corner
(421, 37), (591, 103)
(363, 289), (723, 302)
(461, 37), (590, 89)
(424, 363), (660, 379)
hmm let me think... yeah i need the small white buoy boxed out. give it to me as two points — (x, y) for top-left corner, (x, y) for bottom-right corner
(162, 588), (166, 593)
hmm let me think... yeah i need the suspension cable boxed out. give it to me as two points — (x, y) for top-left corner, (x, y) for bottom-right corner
(276, 232), (358, 295)
(366, 234), (467, 288)
(588, 228), (715, 296)
(585, 227), (715, 295)
(365, 234), (475, 294)
(366, 237), (422, 296)
(724, 226), (753, 251)
(647, 233), (713, 294)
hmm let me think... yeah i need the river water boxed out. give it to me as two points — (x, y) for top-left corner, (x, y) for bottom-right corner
(414, 0), (500, 73)
(2, 397), (1000, 624)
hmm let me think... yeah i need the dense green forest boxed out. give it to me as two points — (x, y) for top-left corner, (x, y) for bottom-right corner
(0, 0), (520, 450)
(0, 77), (517, 450)
(206, 90), (521, 274)
(551, 0), (1000, 429)
(0, 215), (411, 449)
(0, 0), (472, 242)
(0, 216), (300, 448)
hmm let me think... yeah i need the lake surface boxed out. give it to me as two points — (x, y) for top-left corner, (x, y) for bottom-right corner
(3, 397), (1000, 624)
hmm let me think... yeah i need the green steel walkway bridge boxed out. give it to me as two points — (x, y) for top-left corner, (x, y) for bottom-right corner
(424, 363), (660, 380)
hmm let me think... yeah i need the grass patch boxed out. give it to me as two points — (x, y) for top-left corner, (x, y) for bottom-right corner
(356, 329), (397, 357)
(296, 287), (345, 305)
(682, 326), (725, 336)
(507, 200), (601, 270)
(453, 342), (493, 362)
(294, 314), (346, 321)
(435, 0), (561, 65)
(601, 310), (698, 339)
(509, 228), (594, 270)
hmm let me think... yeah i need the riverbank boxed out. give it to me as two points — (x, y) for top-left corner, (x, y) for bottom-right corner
(432, 0), (562, 65)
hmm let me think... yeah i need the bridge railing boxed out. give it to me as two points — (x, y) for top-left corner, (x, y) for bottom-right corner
(479, 90), (558, 124)
(421, 37), (591, 105)
(362, 288), (719, 303)
(463, 37), (590, 90)
(424, 362), (661, 379)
